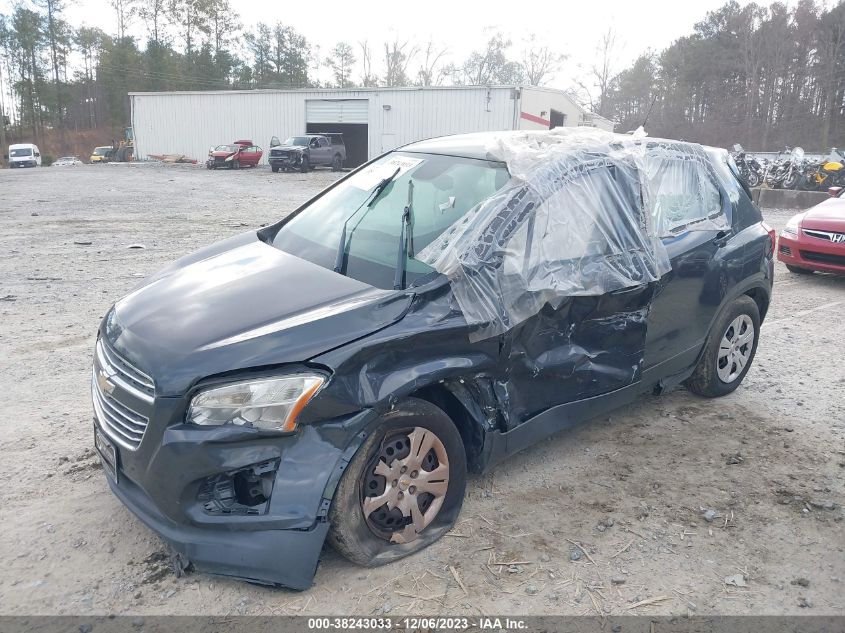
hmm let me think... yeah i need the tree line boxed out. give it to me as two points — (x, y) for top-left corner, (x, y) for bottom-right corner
(597, 0), (845, 150)
(0, 0), (843, 152)
(0, 0), (564, 145)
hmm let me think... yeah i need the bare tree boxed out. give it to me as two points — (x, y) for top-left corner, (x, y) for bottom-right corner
(138, 0), (168, 46)
(416, 39), (448, 86)
(590, 27), (618, 117)
(358, 40), (378, 86)
(110, 0), (137, 39)
(520, 34), (565, 86)
(382, 38), (416, 87)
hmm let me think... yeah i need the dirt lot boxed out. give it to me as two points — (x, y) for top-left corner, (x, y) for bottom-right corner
(0, 164), (843, 617)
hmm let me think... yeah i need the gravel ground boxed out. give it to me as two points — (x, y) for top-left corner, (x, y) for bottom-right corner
(0, 164), (843, 616)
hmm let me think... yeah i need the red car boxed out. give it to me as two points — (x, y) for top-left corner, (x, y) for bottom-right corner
(206, 140), (263, 169)
(777, 186), (845, 274)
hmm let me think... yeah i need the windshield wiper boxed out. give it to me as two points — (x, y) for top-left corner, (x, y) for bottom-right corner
(393, 179), (415, 290)
(333, 167), (401, 275)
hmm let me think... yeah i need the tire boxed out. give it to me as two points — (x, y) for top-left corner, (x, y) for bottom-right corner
(328, 398), (467, 567)
(332, 154), (343, 171)
(271, 164), (279, 173)
(684, 296), (760, 398)
(786, 264), (813, 274)
(746, 172), (761, 188)
(232, 160), (240, 170)
(300, 156), (310, 173)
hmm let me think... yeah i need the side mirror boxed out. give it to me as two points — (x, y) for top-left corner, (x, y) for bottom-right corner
(35, 152), (40, 157)
(828, 187), (842, 197)
(270, 136), (280, 148)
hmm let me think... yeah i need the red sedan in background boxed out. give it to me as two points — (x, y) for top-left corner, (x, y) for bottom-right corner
(778, 186), (845, 274)
(206, 140), (263, 169)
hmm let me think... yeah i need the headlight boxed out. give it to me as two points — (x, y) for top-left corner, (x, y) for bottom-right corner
(187, 374), (325, 432)
(781, 215), (801, 237)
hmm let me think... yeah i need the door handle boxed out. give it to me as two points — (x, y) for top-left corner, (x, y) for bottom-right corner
(713, 230), (730, 246)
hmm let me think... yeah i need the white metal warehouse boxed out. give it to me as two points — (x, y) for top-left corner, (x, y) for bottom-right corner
(129, 85), (614, 168)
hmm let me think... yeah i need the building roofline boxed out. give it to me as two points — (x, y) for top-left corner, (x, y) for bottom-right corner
(128, 85), (533, 97)
(127, 84), (598, 97)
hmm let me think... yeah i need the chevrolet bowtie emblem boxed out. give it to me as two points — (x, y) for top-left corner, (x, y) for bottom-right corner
(97, 369), (116, 396)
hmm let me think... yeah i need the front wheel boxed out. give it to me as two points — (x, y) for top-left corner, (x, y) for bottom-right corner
(746, 171), (761, 188)
(328, 398), (466, 567)
(684, 296), (760, 398)
(271, 164), (279, 173)
(299, 156), (310, 173)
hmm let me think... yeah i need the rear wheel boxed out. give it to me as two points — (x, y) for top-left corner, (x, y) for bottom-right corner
(332, 154), (343, 171)
(786, 264), (813, 274)
(684, 296), (760, 398)
(328, 398), (466, 567)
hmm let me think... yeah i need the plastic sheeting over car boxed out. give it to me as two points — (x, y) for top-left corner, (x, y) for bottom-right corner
(417, 128), (729, 340)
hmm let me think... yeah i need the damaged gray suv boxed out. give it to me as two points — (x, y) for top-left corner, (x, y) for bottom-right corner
(92, 130), (774, 589)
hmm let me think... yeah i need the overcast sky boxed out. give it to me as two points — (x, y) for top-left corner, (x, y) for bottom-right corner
(5, 0), (765, 90)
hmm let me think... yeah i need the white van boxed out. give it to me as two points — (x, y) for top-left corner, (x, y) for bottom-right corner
(7, 143), (42, 168)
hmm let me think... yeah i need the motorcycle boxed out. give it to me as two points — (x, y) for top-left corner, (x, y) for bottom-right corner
(780, 147), (805, 190)
(799, 148), (845, 190)
(731, 144), (762, 188)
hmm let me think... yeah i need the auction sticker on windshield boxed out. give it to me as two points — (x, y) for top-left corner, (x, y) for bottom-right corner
(349, 155), (424, 190)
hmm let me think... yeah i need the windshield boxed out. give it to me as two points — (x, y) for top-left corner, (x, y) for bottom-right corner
(215, 144), (238, 152)
(10, 148), (33, 157)
(273, 152), (510, 289)
(93, 147), (110, 156)
(284, 137), (310, 147)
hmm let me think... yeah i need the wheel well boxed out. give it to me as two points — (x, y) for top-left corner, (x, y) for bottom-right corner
(744, 287), (769, 321)
(410, 385), (486, 472)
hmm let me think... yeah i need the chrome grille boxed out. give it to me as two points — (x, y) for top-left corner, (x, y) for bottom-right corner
(92, 339), (154, 450)
(803, 228), (845, 243)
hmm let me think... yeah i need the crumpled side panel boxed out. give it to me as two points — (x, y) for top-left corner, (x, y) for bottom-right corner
(417, 128), (728, 341)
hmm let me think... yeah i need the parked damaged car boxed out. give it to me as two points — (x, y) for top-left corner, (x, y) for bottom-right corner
(268, 134), (346, 172)
(91, 129), (774, 590)
(206, 140), (263, 169)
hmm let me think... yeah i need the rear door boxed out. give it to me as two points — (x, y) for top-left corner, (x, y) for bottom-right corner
(643, 153), (731, 372)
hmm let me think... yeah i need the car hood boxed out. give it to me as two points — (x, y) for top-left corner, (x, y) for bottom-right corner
(802, 197), (845, 232)
(104, 232), (412, 395)
(210, 150), (237, 158)
(277, 145), (306, 151)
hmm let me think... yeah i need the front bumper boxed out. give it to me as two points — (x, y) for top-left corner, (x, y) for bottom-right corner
(11, 160), (36, 167)
(778, 233), (845, 274)
(94, 399), (376, 588)
(269, 152), (304, 168)
(105, 461), (329, 588)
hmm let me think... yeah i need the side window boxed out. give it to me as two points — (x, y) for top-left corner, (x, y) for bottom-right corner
(503, 164), (643, 279)
(647, 157), (722, 236)
(319, 138), (329, 148)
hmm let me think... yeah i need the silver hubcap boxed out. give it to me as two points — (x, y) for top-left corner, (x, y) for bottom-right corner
(717, 314), (754, 383)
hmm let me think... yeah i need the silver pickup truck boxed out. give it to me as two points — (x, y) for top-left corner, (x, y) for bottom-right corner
(269, 133), (347, 172)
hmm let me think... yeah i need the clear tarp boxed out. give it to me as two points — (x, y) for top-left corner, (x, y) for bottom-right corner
(417, 128), (729, 340)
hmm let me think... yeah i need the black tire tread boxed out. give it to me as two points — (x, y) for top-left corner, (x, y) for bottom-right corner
(328, 398), (466, 567)
(684, 296), (760, 398)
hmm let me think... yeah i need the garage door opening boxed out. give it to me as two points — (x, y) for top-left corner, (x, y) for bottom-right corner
(306, 122), (368, 168)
